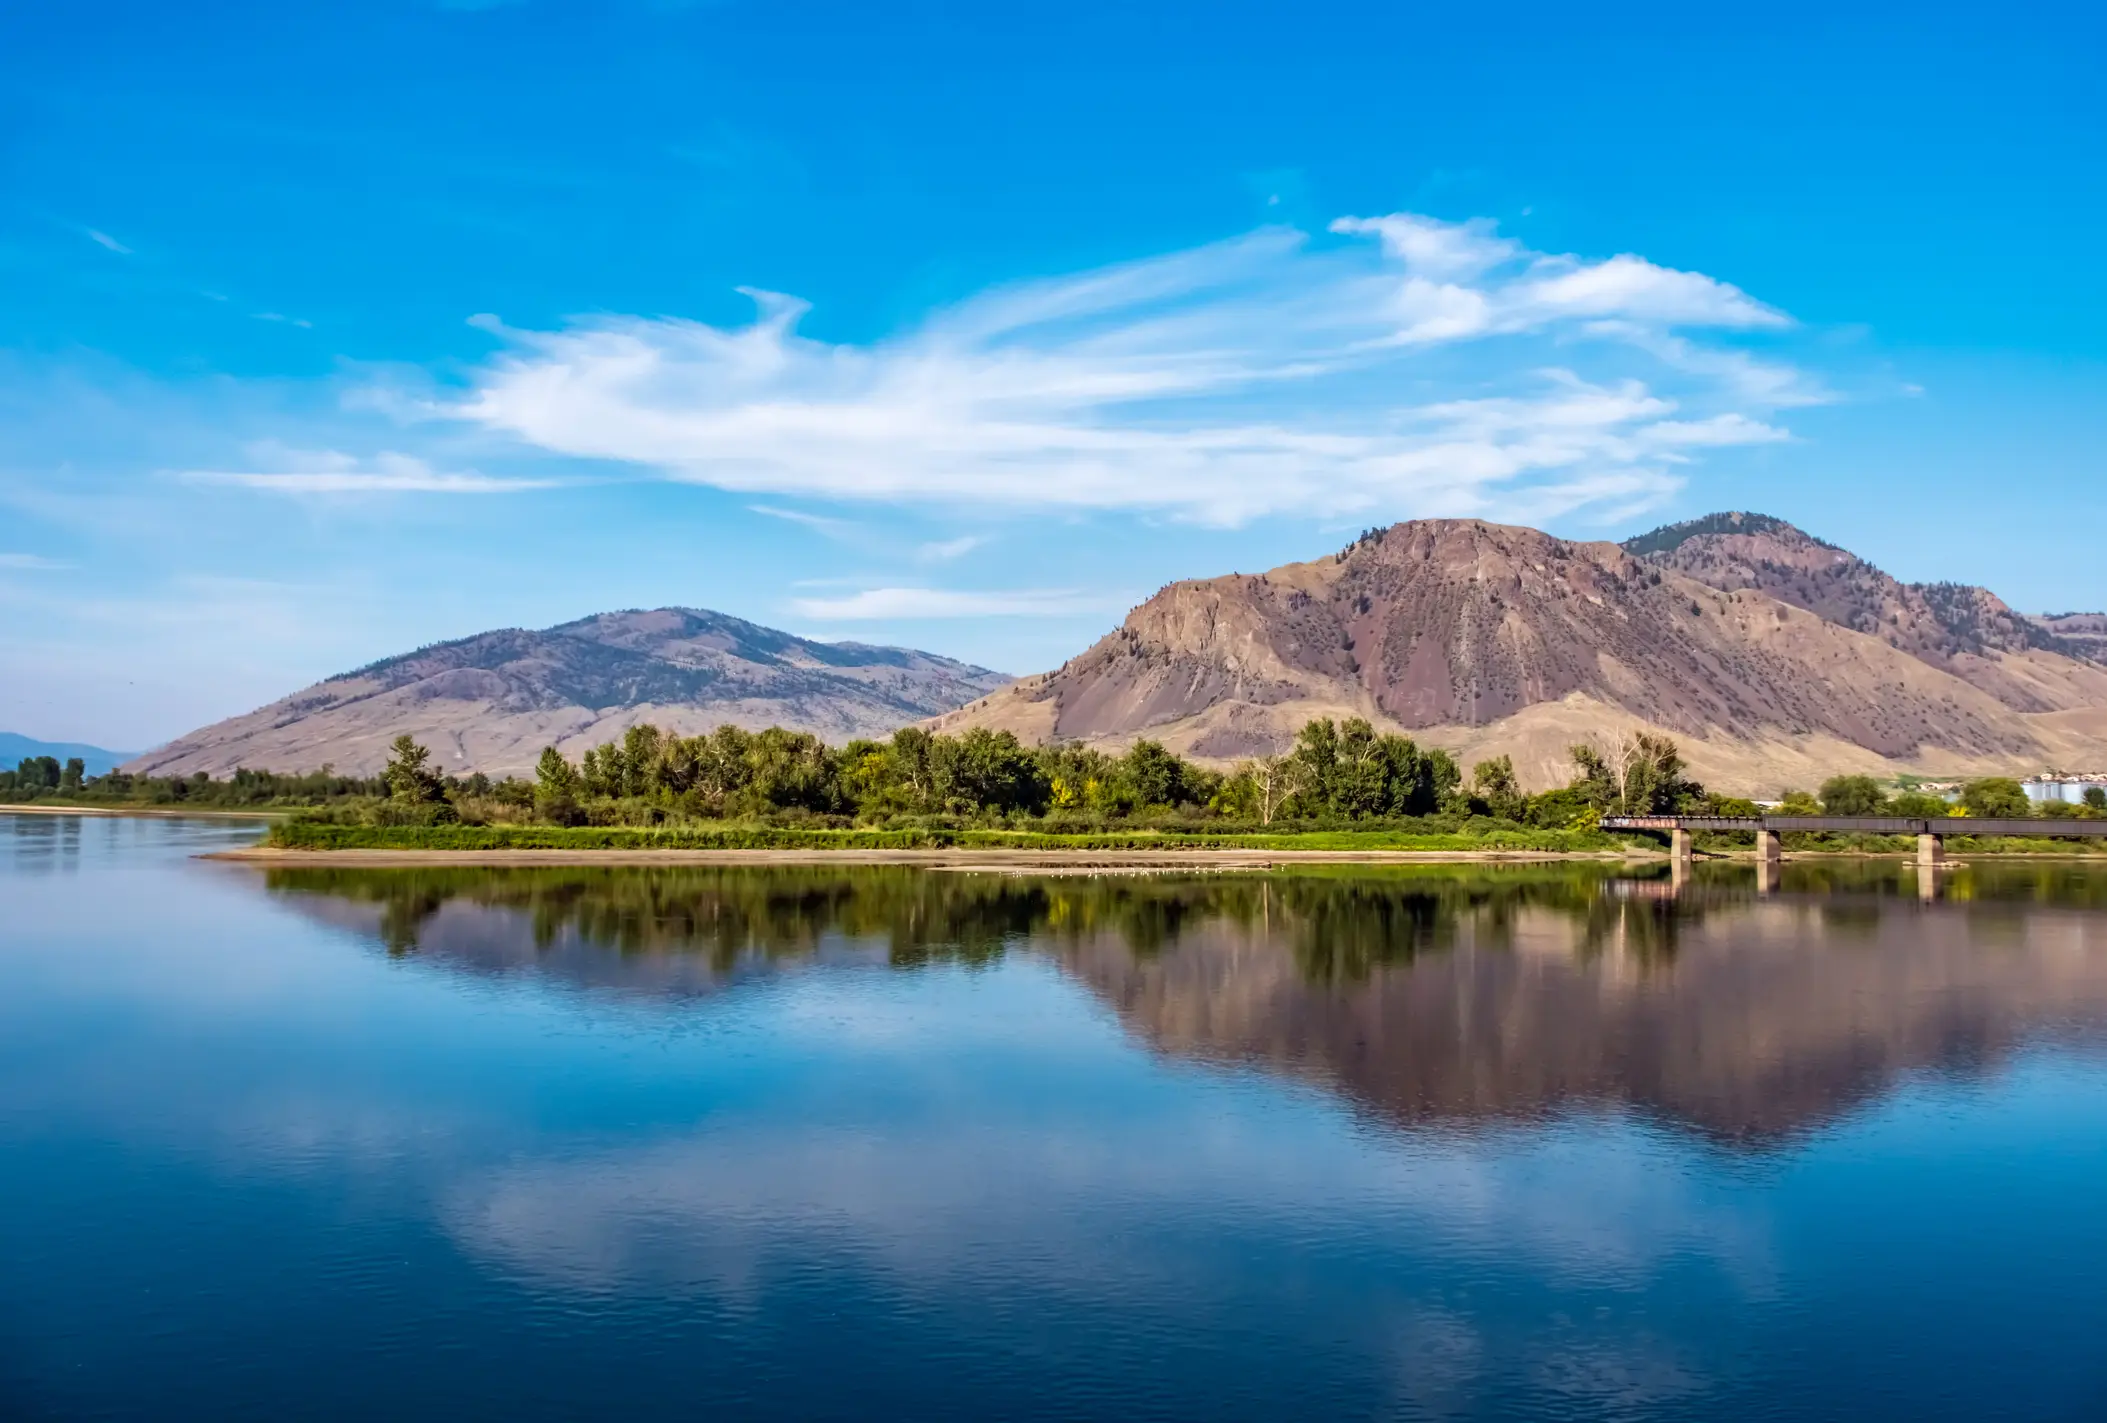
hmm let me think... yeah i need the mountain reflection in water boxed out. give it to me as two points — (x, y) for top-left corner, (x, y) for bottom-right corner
(265, 861), (2107, 1149)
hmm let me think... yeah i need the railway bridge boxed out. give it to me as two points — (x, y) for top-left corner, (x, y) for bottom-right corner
(1600, 814), (2107, 869)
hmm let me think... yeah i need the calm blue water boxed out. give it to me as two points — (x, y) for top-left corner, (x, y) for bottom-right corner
(5, 813), (2107, 1421)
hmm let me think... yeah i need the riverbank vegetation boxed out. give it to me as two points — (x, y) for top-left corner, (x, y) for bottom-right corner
(13, 720), (2096, 854)
(1698, 772), (2106, 856)
(1, 757), (385, 810)
(259, 722), (1730, 850)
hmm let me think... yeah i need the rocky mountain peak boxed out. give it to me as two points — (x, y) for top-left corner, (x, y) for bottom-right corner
(1623, 513), (2095, 674)
(934, 513), (2107, 793)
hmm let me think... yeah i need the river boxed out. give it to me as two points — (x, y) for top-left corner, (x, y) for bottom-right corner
(4, 812), (2106, 1420)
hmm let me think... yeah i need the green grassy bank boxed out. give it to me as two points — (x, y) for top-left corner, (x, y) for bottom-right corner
(264, 821), (1626, 854)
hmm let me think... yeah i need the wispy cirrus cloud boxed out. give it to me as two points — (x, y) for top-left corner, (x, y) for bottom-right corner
(86, 229), (132, 255)
(915, 535), (985, 562)
(790, 587), (1126, 620)
(444, 212), (1809, 526)
(0, 553), (71, 571)
(178, 447), (559, 495)
(749, 504), (856, 534)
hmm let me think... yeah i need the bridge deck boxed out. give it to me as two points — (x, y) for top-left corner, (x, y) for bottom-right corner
(1601, 815), (2107, 837)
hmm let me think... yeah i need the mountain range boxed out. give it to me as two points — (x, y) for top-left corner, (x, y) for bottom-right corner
(123, 512), (2107, 794)
(1, 733), (136, 777)
(934, 512), (2107, 794)
(124, 609), (1010, 779)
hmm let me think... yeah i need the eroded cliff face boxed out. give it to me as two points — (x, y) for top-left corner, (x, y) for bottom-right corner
(1050, 889), (2107, 1146)
(931, 516), (2107, 790)
(127, 607), (1011, 778)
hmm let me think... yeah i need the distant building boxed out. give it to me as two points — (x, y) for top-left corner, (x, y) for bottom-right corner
(2023, 773), (2107, 805)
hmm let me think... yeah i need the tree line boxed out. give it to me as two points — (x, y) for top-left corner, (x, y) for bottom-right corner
(1, 759), (388, 807)
(1796, 774), (2105, 820)
(355, 720), (1721, 830)
(3, 722), (1716, 827)
(17, 720), (2092, 828)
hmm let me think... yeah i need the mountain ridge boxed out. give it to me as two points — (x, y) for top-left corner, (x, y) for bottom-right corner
(126, 607), (1011, 779)
(932, 514), (2107, 795)
(1, 733), (136, 777)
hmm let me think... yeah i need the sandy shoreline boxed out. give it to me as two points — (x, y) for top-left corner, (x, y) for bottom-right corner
(204, 846), (1652, 869)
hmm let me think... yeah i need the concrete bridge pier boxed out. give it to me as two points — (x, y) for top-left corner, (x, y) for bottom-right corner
(1916, 832), (1945, 901)
(1756, 854), (1779, 896)
(1670, 827), (1693, 862)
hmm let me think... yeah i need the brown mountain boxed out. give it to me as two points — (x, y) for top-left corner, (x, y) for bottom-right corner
(128, 608), (1010, 779)
(1052, 885), (2107, 1146)
(933, 515), (2107, 794)
(1626, 511), (2105, 707)
(2032, 611), (2107, 663)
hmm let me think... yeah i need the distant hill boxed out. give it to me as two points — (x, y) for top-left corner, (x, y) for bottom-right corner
(932, 514), (2107, 795)
(1624, 510), (2105, 694)
(1, 733), (136, 777)
(2033, 611), (2107, 663)
(126, 608), (1011, 779)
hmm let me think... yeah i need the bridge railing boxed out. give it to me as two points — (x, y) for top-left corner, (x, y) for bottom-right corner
(1601, 815), (2107, 838)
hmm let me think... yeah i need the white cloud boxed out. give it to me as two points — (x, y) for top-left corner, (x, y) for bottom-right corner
(0, 553), (69, 571)
(87, 229), (132, 255)
(1330, 213), (1517, 280)
(791, 587), (1124, 619)
(1508, 254), (1784, 328)
(178, 448), (559, 495)
(915, 535), (985, 562)
(436, 211), (1808, 526)
(749, 504), (855, 534)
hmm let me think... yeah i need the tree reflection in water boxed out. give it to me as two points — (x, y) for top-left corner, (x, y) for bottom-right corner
(265, 860), (2107, 1149)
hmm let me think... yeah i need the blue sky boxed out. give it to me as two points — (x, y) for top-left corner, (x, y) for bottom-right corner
(3, 0), (2103, 749)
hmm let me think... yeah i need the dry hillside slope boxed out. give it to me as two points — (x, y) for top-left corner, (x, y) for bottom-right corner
(932, 516), (2107, 794)
(129, 608), (1010, 779)
(1627, 511), (2105, 709)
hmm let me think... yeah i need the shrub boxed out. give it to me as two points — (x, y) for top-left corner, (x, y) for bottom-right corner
(1818, 775), (1889, 817)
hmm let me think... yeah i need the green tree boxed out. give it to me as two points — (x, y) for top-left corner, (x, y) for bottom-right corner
(1568, 734), (1700, 815)
(13, 755), (61, 794)
(1818, 774), (1888, 816)
(383, 735), (445, 804)
(1283, 717), (1456, 819)
(1888, 790), (1952, 818)
(942, 728), (1048, 814)
(1958, 777), (2030, 819)
(1421, 747), (1463, 814)
(1777, 789), (1822, 815)
(883, 727), (940, 813)
(2085, 786), (2106, 813)
(58, 758), (85, 795)
(1524, 785), (1592, 828)
(619, 724), (665, 797)
(734, 727), (839, 815)
(534, 746), (582, 824)
(1287, 718), (1341, 814)
(1116, 739), (1190, 809)
(1471, 756), (1525, 821)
